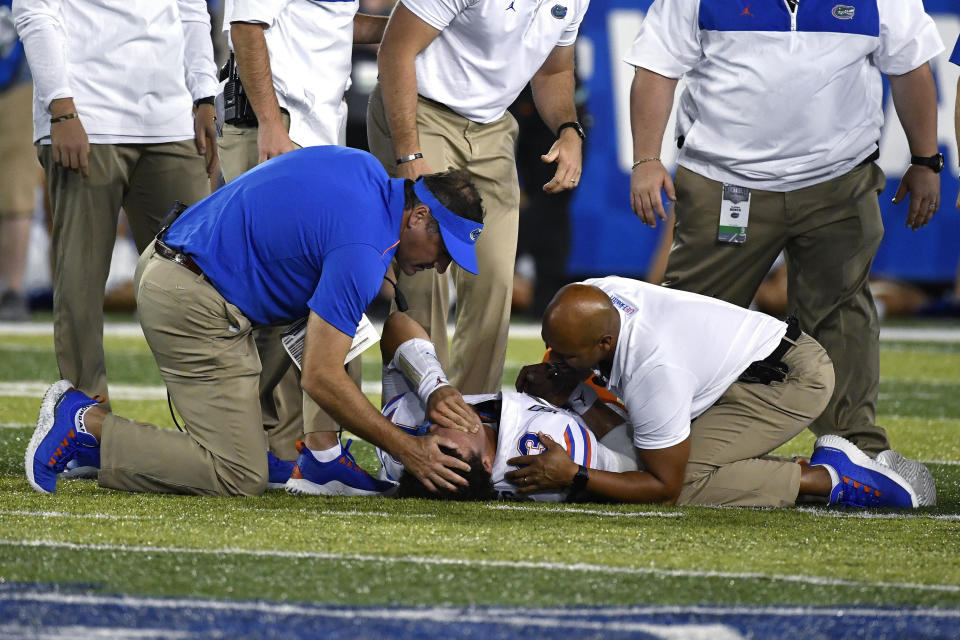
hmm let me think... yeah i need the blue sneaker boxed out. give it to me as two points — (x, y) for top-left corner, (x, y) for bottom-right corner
(267, 451), (294, 490)
(62, 447), (101, 480)
(285, 440), (396, 497)
(810, 435), (918, 508)
(25, 380), (101, 493)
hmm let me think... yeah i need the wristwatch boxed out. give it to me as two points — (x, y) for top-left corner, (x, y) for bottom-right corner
(910, 153), (944, 173)
(556, 121), (585, 141)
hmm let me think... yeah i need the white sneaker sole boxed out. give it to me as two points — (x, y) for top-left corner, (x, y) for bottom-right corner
(284, 477), (387, 497)
(813, 435), (919, 508)
(25, 379), (74, 494)
(876, 450), (936, 507)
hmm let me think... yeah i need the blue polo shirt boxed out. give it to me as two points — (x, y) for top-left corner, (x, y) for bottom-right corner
(951, 34), (960, 65)
(163, 146), (406, 335)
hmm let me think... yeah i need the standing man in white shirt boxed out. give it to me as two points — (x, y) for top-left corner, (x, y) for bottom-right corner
(513, 278), (936, 508)
(367, 0), (587, 396)
(217, 0), (388, 467)
(13, 0), (218, 408)
(626, 0), (944, 458)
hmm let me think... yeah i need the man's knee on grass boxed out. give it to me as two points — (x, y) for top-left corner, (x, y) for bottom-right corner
(395, 446), (495, 501)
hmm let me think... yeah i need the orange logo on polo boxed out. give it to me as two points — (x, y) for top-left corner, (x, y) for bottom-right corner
(741, 5), (753, 16)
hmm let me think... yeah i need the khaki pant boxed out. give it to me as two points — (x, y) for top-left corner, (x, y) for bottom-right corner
(99, 243), (267, 495)
(217, 119), (357, 460)
(678, 333), (836, 507)
(664, 163), (888, 455)
(0, 84), (41, 217)
(367, 85), (520, 394)
(39, 141), (210, 407)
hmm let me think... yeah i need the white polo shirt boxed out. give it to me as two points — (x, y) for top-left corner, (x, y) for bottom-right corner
(227, 0), (357, 147)
(623, 0), (943, 191)
(14, 0), (217, 144)
(582, 277), (787, 451)
(403, 0), (589, 124)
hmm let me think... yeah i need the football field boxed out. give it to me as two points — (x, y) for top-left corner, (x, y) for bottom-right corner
(1, 320), (959, 638)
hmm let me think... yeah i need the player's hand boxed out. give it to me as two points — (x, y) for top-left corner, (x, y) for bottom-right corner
(193, 103), (220, 180)
(50, 99), (90, 178)
(541, 130), (582, 194)
(427, 386), (481, 433)
(514, 363), (579, 407)
(505, 432), (578, 494)
(630, 160), (675, 227)
(892, 165), (940, 230)
(395, 156), (433, 181)
(397, 432), (471, 493)
(256, 119), (297, 164)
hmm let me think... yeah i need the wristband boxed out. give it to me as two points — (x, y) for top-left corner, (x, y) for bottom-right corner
(193, 96), (215, 108)
(396, 153), (423, 165)
(393, 338), (450, 405)
(556, 121), (585, 140)
(50, 113), (78, 124)
(566, 381), (598, 415)
(631, 157), (660, 170)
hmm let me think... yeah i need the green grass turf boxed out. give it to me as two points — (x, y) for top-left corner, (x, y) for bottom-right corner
(1, 326), (959, 607)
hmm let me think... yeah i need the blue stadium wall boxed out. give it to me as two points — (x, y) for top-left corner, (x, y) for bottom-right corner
(568, 0), (960, 282)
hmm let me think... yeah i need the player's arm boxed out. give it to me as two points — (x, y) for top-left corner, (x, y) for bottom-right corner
(354, 13), (388, 44)
(376, 2), (441, 180)
(230, 21), (296, 163)
(530, 45), (582, 194)
(955, 74), (959, 210)
(888, 63), (940, 229)
(301, 311), (470, 492)
(381, 311), (480, 433)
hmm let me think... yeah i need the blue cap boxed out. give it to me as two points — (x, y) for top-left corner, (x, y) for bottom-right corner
(412, 179), (483, 275)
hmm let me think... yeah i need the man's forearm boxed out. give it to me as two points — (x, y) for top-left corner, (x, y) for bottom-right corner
(378, 47), (422, 157)
(231, 22), (284, 125)
(630, 68), (678, 160)
(583, 468), (679, 503)
(303, 368), (412, 458)
(889, 64), (939, 157)
(530, 68), (577, 134)
(354, 13), (388, 44)
(954, 77), (959, 169)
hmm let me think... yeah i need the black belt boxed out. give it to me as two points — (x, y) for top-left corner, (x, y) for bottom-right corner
(738, 316), (801, 385)
(154, 239), (204, 277)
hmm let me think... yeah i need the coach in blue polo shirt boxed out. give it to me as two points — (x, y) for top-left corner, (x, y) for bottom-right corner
(953, 34), (960, 211)
(26, 145), (485, 497)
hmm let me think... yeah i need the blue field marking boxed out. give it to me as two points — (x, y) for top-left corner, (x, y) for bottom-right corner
(2, 585), (960, 640)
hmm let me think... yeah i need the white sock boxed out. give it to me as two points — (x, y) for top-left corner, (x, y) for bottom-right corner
(310, 443), (342, 463)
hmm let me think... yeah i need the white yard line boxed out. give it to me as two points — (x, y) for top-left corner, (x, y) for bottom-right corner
(794, 508), (960, 521)
(0, 380), (384, 398)
(2, 538), (959, 593)
(2, 321), (959, 343)
(487, 504), (683, 518)
(0, 510), (154, 521)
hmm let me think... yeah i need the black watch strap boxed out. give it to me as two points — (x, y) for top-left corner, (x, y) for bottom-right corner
(566, 465), (589, 502)
(194, 96), (215, 108)
(556, 121), (585, 140)
(910, 153), (944, 174)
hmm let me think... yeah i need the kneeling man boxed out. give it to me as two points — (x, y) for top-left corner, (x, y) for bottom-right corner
(27, 146), (485, 496)
(508, 277), (936, 508)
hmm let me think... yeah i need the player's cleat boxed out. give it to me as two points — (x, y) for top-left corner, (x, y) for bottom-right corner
(810, 435), (918, 508)
(267, 451), (294, 490)
(285, 440), (396, 497)
(25, 380), (101, 493)
(62, 447), (101, 480)
(876, 449), (936, 507)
